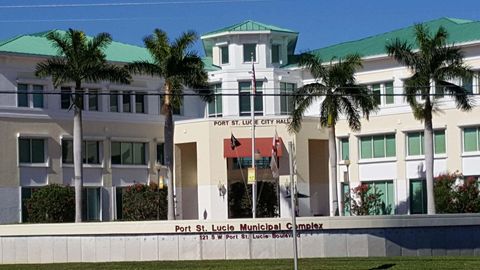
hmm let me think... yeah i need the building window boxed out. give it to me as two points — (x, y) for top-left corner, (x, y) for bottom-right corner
(17, 84), (29, 107)
(82, 187), (101, 221)
(88, 89), (99, 111)
(19, 138), (45, 163)
(362, 180), (394, 215)
(157, 143), (164, 165)
(464, 127), (480, 152)
(409, 179), (427, 214)
(61, 87), (72, 110)
(111, 142), (146, 165)
(280, 82), (295, 115)
(110, 90), (119, 112)
(220, 46), (229, 65)
(123, 92), (131, 113)
(462, 76), (473, 94)
(239, 81), (263, 116)
(367, 81), (394, 106)
(62, 140), (100, 164)
(135, 93), (146, 114)
(407, 130), (446, 156)
(341, 183), (351, 216)
(208, 83), (222, 117)
(243, 44), (256, 62)
(21, 187), (40, 222)
(340, 138), (349, 161)
(32, 85), (44, 108)
(17, 84), (44, 108)
(360, 134), (396, 159)
(271, 44), (280, 64)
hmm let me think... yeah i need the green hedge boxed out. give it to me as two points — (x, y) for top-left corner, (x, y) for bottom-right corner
(121, 183), (167, 221)
(25, 184), (75, 223)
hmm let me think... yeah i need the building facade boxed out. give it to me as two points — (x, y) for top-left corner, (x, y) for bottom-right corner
(0, 18), (479, 223)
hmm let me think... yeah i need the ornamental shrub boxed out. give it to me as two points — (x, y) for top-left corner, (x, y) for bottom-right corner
(434, 172), (458, 213)
(25, 184), (75, 223)
(435, 172), (480, 213)
(345, 184), (385, 216)
(121, 183), (167, 221)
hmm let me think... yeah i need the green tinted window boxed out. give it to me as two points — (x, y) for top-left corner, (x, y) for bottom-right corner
(385, 82), (394, 104)
(82, 187), (101, 221)
(360, 137), (372, 159)
(364, 180), (394, 215)
(410, 179), (427, 214)
(239, 81), (263, 116)
(271, 44), (280, 64)
(243, 44), (256, 62)
(111, 142), (121, 164)
(19, 138), (31, 163)
(17, 84), (28, 107)
(464, 128), (478, 152)
(32, 85), (44, 108)
(434, 131), (446, 154)
(385, 135), (396, 157)
(62, 140), (74, 164)
(340, 138), (349, 161)
(31, 139), (45, 163)
(408, 132), (422, 156)
(220, 46), (229, 64)
(373, 135), (385, 158)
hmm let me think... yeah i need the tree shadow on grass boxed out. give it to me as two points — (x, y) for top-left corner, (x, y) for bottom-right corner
(369, 264), (396, 270)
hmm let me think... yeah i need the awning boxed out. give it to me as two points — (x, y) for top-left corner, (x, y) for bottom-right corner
(224, 137), (284, 158)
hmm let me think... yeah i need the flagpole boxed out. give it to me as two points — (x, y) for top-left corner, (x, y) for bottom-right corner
(251, 53), (257, 219)
(289, 141), (298, 270)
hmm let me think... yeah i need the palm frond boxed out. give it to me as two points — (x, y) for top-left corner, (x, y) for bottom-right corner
(126, 61), (161, 76)
(339, 96), (361, 131)
(35, 58), (69, 87)
(287, 83), (324, 133)
(386, 38), (417, 68)
(298, 53), (325, 79)
(172, 30), (197, 57)
(438, 80), (473, 111)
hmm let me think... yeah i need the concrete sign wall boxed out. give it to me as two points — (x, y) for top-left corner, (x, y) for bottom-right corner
(1, 215), (480, 264)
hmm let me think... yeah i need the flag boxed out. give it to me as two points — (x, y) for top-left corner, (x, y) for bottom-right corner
(270, 131), (280, 178)
(230, 133), (241, 150)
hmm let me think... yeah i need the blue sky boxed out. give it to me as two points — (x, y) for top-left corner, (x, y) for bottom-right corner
(1, 0), (480, 55)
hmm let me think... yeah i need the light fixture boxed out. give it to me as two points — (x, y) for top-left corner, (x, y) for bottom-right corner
(254, 149), (262, 160)
(218, 182), (226, 198)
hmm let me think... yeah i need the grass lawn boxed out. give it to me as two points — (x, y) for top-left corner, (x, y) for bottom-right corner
(1, 257), (480, 270)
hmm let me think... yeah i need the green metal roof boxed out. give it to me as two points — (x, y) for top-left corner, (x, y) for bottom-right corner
(202, 57), (221, 71)
(0, 30), (153, 63)
(308, 17), (480, 62)
(202, 20), (298, 37)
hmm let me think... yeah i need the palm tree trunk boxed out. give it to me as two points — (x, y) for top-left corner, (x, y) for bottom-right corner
(424, 100), (436, 214)
(164, 82), (175, 220)
(328, 125), (339, 216)
(73, 88), (83, 223)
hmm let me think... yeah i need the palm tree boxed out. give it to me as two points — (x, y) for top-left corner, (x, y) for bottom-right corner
(289, 53), (377, 216)
(127, 29), (209, 220)
(386, 24), (473, 214)
(36, 29), (131, 222)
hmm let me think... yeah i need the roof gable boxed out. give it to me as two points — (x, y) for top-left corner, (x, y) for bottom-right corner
(202, 20), (298, 37)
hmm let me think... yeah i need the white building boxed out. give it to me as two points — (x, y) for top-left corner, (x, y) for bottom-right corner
(0, 18), (480, 223)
